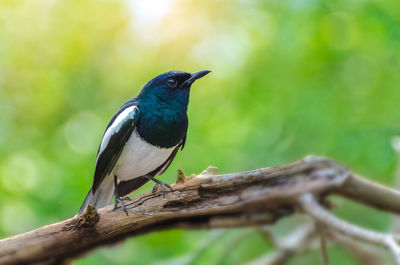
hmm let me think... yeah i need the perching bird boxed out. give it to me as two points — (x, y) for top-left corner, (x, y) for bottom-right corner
(78, 70), (211, 215)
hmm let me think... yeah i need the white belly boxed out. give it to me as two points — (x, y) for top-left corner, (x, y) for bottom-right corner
(113, 129), (176, 181)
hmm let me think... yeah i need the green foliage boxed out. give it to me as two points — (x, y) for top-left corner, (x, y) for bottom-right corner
(0, 0), (399, 264)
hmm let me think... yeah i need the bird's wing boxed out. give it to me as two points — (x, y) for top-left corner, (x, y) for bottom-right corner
(116, 137), (186, 197)
(156, 134), (186, 175)
(155, 143), (181, 176)
(180, 135), (187, 150)
(92, 105), (140, 194)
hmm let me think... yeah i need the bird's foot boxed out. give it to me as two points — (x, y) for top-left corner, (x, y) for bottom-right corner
(113, 175), (129, 216)
(144, 175), (173, 198)
(114, 196), (129, 216)
(152, 181), (173, 198)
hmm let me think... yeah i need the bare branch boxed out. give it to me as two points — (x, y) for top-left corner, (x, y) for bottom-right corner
(391, 136), (400, 234)
(247, 223), (316, 265)
(328, 232), (382, 265)
(0, 157), (399, 265)
(338, 174), (400, 215)
(299, 193), (400, 265)
(318, 223), (329, 265)
(251, 222), (384, 265)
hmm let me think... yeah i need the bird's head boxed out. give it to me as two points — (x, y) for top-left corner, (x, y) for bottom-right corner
(138, 70), (211, 107)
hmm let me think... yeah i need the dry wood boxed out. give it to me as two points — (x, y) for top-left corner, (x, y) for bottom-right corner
(299, 193), (400, 265)
(0, 156), (399, 265)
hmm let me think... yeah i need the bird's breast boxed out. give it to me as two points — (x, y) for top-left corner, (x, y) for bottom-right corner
(113, 129), (176, 181)
(137, 108), (188, 148)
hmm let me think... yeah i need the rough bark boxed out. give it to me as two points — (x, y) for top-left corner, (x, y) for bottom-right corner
(0, 156), (399, 265)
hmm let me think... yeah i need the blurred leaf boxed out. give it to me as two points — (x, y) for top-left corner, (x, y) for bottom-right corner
(1, 0), (400, 264)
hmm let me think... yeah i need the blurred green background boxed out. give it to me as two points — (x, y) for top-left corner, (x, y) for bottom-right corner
(1, 0), (400, 264)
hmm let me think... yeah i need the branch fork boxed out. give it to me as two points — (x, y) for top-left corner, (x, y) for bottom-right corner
(0, 156), (399, 265)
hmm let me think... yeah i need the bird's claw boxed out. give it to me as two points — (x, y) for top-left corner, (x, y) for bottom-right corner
(152, 181), (172, 198)
(114, 197), (129, 216)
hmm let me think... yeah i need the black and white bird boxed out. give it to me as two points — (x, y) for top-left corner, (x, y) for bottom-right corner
(78, 70), (211, 215)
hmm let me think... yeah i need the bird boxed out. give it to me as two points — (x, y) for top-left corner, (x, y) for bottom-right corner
(77, 70), (211, 215)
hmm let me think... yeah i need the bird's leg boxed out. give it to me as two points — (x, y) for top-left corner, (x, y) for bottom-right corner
(145, 175), (172, 198)
(113, 175), (129, 216)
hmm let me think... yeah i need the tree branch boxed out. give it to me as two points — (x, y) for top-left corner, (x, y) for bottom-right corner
(391, 136), (400, 234)
(247, 223), (316, 265)
(299, 193), (400, 265)
(0, 156), (399, 265)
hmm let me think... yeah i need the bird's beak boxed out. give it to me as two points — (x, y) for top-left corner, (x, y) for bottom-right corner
(190, 70), (211, 81)
(184, 70), (211, 86)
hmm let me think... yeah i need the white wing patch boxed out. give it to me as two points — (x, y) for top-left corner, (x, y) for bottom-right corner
(98, 106), (138, 156)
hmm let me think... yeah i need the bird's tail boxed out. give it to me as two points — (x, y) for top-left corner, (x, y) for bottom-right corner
(77, 176), (114, 216)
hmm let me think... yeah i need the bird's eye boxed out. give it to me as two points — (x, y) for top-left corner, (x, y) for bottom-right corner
(167, 79), (177, 88)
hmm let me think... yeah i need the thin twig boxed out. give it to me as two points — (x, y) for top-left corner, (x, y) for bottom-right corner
(391, 136), (400, 234)
(299, 193), (400, 265)
(338, 174), (400, 215)
(254, 223), (384, 265)
(246, 224), (316, 265)
(328, 232), (383, 265)
(0, 157), (400, 264)
(318, 223), (329, 265)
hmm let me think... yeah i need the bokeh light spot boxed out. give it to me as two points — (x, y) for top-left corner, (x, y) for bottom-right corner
(1, 153), (38, 192)
(320, 12), (358, 50)
(191, 30), (251, 76)
(0, 201), (36, 235)
(340, 54), (379, 97)
(63, 111), (104, 155)
(129, 0), (171, 26)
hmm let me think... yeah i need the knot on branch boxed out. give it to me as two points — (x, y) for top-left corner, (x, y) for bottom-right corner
(64, 204), (99, 231)
(176, 168), (187, 184)
(78, 204), (99, 227)
(2, 156), (400, 265)
(175, 168), (199, 184)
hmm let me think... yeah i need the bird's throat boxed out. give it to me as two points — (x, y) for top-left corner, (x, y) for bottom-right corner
(137, 103), (188, 148)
